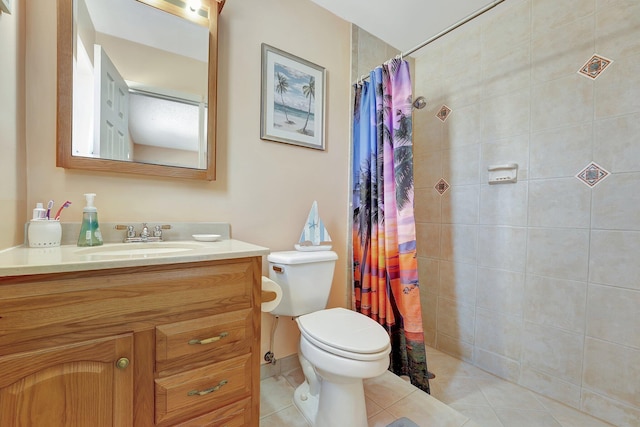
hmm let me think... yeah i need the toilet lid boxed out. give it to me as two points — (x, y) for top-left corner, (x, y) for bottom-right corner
(297, 308), (390, 358)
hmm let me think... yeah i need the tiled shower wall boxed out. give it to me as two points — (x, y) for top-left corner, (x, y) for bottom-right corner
(412, 0), (639, 425)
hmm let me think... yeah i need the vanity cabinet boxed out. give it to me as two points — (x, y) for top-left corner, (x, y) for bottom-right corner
(0, 256), (262, 426)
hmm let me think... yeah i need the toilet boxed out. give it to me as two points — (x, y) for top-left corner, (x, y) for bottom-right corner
(267, 250), (391, 427)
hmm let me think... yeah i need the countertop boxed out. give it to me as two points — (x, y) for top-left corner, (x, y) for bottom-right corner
(0, 239), (270, 277)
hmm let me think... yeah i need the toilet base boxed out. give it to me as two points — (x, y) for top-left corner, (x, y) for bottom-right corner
(293, 376), (368, 427)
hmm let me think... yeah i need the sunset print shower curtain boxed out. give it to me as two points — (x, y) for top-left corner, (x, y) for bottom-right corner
(352, 58), (430, 393)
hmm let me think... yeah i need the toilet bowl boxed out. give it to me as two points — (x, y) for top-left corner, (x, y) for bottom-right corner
(266, 251), (391, 427)
(294, 308), (391, 427)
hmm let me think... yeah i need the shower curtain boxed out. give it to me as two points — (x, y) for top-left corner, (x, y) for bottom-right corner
(352, 58), (430, 393)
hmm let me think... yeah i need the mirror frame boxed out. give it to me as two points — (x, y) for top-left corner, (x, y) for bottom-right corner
(56, 0), (223, 181)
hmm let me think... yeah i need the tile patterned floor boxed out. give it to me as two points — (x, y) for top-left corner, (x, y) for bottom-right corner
(260, 346), (615, 427)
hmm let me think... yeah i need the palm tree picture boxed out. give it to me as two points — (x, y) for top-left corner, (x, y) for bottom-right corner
(261, 44), (325, 150)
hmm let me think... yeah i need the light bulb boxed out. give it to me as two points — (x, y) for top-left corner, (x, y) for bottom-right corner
(187, 0), (201, 12)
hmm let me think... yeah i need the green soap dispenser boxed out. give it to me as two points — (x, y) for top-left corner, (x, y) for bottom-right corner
(77, 193), (104, 247)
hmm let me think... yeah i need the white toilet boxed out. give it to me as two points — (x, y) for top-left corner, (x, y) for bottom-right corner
(267, 250), (391, 427)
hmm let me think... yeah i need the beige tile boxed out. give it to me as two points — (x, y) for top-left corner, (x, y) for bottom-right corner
(526, 227), (590, 281)
(474, 348), (521, 383)
(416, 223), (441, 259)
(414, 150), (443, 190)
(440, 225), (478, 264)
(589, 230), (640, 290)
(418, 256), (440, 295)
(260, 376), (296, 417)
(592, 172), (640, 231)
(530, 123), (593, 179)
(481, 89), (531, 140)
(521, 322), (584, 383)
(524, 274), (587, 333)
(476, 267), (525, 316)
(479, 181), (528, 226)
(531, 15), (595, 83)
(387, 390), (471, 427)
(530, 75), (593, 132)
(414, 113), (444, 153)
(367, 410), (396, 427)
(531, 0), (595, 35)
(430, 375), (491, 407)
(475, 308), (523, 361)
(475, 377), (547, 411)
(582, 338), (640, 408)
(449, 404), (504, 427)
(437, 296), (476, 344)
(441, 25), (481, 80)
(420, 287), (438, 334)
(442, 104), (482, 147)
(259, 405), (309, 427)
(414, 186), (442, 223)
(439, 261), (477, 306)
(519, 367), (582, 409)
(364, 371), (419, 408)
(594, 112), (640, 173)
(587, 284), (640, 349)
(442, 145), (481, 186)
(437, 333), (475, 363)
(482, 40), (531, 99)
(581, 388), (640, 427)
(283, 367), (305, 389)
(441, 73), (482, 111)
(477, 226), (527, 272)
(482, 0), (531, 63)
(594, 53), (640, 119)
(494, 408), (562, 427)
(536, 394), (615, 427)
(441, 185), (480, 225)
(427, 352), (495, 380)
(596, 1), (640, 60)
(527, 178), (591, 228)
(365, 395), (384, 419)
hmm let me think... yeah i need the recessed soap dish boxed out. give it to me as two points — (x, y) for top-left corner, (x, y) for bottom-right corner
(192, 234), (221, 242)
(488, 163), (518, 184)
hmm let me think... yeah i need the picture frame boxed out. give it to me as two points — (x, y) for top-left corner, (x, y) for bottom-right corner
(0, 0), (11, 14)
(260, 43), (326, 150)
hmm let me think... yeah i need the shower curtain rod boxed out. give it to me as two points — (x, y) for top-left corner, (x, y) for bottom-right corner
(355, 0), (507, 83)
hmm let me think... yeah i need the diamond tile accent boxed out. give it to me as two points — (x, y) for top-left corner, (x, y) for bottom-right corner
(578, 54), (613, 80)
(435, 178), (450, 195)
(576, 162), (610, 187)
(436, 105), (452, 122)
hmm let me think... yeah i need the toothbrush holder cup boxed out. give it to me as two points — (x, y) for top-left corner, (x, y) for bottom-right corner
(28, 220), (62, 247)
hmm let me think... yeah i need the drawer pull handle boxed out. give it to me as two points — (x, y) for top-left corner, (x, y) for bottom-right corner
(187, 379), (228, 396)
(188, 332), (229, 345)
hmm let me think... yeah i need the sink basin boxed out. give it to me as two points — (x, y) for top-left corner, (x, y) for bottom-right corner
(75, 241), (209, 258)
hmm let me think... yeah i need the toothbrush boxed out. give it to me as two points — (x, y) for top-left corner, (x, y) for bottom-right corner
(46, 200), (54, 220)
(54, 201), (72, 220)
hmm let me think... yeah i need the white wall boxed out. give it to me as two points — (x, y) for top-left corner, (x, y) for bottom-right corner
(23, 0), (351, 362)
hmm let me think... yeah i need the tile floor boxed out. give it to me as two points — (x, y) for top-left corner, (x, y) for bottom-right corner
(260, 345), (615, 427)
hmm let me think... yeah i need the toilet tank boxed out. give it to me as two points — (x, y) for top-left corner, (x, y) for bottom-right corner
(267, 250), (338, 317)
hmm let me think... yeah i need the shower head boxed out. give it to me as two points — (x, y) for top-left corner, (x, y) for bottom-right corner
(412, 96), (427, 110)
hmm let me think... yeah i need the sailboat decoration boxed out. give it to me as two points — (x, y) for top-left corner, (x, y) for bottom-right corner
(295, 201), (332, 251)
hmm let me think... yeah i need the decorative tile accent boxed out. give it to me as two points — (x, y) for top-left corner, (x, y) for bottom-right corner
(435, 178), (450, 195)
(576, 162), (610, 187)
(578, 54), (613, 80)
(436, 105), (452, 122)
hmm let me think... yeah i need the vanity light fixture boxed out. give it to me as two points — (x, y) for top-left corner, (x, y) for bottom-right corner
(187, 0), (201, 12)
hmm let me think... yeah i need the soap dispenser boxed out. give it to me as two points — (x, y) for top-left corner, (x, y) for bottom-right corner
(77, 193), (104, 247)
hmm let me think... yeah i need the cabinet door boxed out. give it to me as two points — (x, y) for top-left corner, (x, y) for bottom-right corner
(0, 334), (134, 427)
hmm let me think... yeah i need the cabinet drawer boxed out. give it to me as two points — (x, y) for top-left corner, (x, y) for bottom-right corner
(155, 354), (251, 426)
(173, 397), (251, 426)
(156, 309), (252, 372)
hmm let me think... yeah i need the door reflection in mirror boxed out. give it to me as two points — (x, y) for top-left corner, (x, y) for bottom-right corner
(72, 0), (209, 169)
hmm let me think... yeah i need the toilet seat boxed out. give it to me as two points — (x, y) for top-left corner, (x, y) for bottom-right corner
(297, 307), (391, 361)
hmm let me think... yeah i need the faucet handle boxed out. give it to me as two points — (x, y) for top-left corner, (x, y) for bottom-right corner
(140, 223), (149, 238)
(115, 224), (136, 238)
(153, 224), (171, 238)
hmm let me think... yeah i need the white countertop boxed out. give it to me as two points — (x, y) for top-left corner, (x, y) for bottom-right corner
(0, 239), (270, 277)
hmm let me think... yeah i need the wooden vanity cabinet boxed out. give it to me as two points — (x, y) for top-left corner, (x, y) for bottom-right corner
(0, 256), (262, 426)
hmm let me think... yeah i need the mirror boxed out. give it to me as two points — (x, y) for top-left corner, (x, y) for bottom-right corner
(57, 0), (223, 180)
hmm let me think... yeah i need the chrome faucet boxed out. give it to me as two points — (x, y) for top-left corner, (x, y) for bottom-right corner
(115, 223), (171, 243)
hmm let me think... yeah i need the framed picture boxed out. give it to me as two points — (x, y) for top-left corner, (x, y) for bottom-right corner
(261, 43), (326, 150)
(0, 0), (11, 14)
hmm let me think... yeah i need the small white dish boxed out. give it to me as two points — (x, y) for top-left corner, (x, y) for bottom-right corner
(192, 234), (221, 242)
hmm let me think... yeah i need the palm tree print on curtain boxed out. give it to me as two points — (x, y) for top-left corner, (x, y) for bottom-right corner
(352, 58), (430, 393)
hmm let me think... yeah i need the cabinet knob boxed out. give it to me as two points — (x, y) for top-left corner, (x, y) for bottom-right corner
(116, 357), (130, 370)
